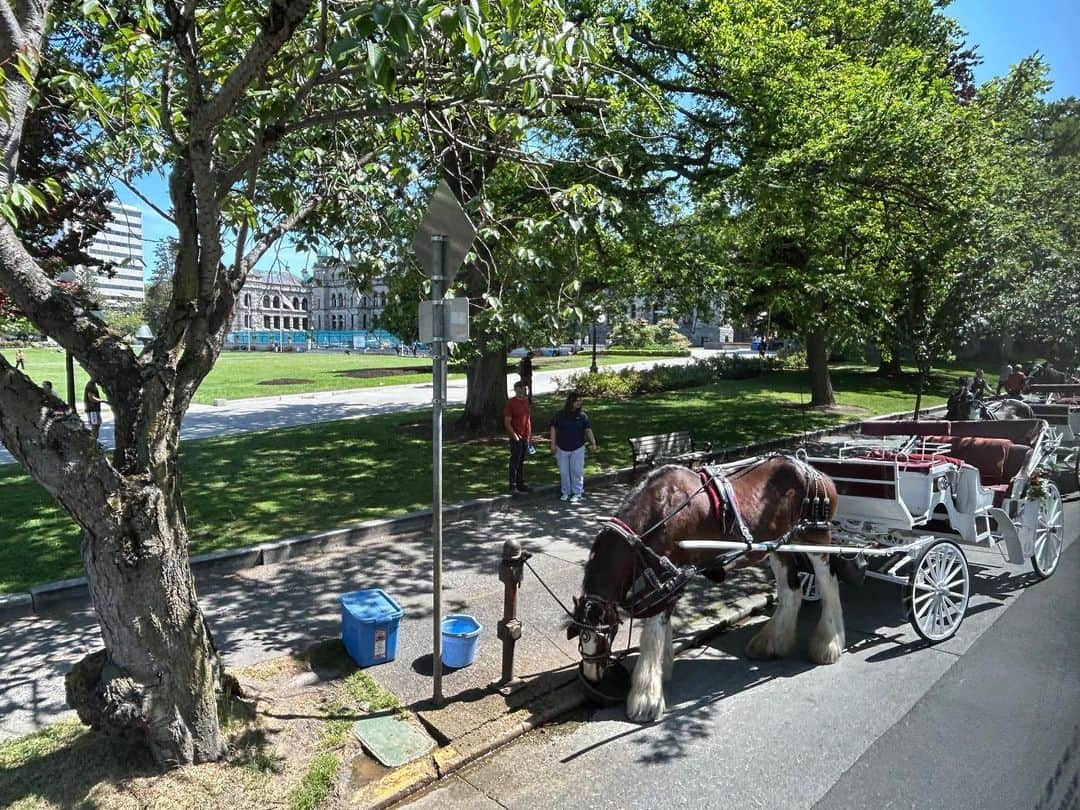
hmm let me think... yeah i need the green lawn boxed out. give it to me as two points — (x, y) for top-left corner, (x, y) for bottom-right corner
(10, 347), (661, 404)
(0, 366), (950, 593)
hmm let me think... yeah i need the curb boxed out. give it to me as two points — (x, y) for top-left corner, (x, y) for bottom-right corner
(0, 404), (942, 622)
(353, 592), (772, 809)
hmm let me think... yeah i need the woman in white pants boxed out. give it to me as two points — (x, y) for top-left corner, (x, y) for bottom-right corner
(549, 392), (597, 503)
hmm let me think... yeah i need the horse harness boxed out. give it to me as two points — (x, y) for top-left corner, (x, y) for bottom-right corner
(574, 456), (832, 651)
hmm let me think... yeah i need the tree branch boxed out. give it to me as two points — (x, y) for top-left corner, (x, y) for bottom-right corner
(194, 0), (314, 133)
(0, 221), (136, 384)
(0, 0), (25, 52)
(0, 355), (122, 538)
(238, 196), (320, 280)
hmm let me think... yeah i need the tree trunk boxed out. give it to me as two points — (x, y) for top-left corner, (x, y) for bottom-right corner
(65, 481), (225, 767)
(805, 328), (835, 406)
(459, 339), (509, 433)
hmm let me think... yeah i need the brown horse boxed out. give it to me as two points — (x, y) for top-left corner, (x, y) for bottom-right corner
(568, 456), (841, 722)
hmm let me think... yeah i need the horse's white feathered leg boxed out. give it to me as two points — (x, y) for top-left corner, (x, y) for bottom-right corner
(627, 613), (667, 722)
(746, 553), (801, 659)
(662, 614), (674, 683)
(809, 554), (845, 664)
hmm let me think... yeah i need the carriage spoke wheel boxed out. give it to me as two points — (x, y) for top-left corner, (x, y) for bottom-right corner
(1031, 481), (1064, 579)
(905, 540), (970, 643)
(798, 571), (821, 602)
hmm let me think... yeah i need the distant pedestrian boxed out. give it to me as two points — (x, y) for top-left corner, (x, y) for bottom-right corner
(14, 349), (25, 370)
(996, 364), (1012, 395)
(549, 391), (597, 503)
(518, 351), (534, 404)
(971, 368), (988, 399)
(84, 379), (104, 440)
(503, 380), (532, 494)
(1003, 365), (1027, 398)
(42, 380), (53, 396)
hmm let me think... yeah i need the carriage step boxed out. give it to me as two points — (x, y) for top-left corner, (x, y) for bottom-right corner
(987, 507), (1025, 564)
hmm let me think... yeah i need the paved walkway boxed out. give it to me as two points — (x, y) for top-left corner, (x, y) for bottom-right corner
(0, 354), (708, 466)
(0, 479), (770, 742)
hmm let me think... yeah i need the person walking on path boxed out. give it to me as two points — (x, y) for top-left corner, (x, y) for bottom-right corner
(504, 380), (532, 494)
(518, 351), (534, 404)
(549, 391), (597, 504)
(84, 379), (104, 440)
(14, 349), (25, 370)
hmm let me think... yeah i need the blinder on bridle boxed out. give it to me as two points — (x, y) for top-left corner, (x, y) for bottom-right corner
(569, 594), (621, 663)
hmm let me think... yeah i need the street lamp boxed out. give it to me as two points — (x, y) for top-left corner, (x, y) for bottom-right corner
(589, 312), (607, 374)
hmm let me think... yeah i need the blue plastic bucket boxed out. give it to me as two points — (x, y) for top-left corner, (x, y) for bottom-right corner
(340, 589), (404, 667)
(441, 614), (482, 668)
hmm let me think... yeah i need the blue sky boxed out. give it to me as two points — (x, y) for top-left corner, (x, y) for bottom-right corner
(117, 0), (1079, 280)
(949, 0), (1078, 98)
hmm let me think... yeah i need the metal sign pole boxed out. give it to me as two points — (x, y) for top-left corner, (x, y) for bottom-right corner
(431, 234), (446, 706)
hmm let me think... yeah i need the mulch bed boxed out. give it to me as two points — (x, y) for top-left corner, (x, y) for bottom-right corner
(335, 367), (431, 379)
(257, 378), (315, 386)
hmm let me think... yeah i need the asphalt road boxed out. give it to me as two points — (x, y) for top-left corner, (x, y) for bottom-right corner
(404, 498), (1080, 810)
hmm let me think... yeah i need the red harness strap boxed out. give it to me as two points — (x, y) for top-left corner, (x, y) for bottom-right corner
(699, 470), (724, 521)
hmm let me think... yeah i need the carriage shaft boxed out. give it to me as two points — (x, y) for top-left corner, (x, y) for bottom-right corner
(680, 539), (928, 557)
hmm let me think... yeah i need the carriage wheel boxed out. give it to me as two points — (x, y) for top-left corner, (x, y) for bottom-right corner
(905, 540), (970, 643)
(798, 571), (821, 602)
(1031, 481), (1065, 578)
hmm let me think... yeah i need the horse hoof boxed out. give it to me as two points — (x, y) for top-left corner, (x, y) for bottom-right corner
(746, 626), (792, 660)
(627, 688), (665, 723)
(810, 635), (844, 665)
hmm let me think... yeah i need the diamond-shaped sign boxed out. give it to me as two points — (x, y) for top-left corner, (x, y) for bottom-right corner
(412, 179), (476, 287)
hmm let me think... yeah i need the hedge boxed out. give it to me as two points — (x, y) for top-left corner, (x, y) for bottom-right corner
(558, 355), (779, 398)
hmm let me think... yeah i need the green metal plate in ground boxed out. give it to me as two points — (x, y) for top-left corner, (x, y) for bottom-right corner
(351, 715), (435, 768)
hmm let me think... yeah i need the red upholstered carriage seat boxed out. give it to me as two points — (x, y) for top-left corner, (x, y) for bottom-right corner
(859, 419), (1044, 483)
(948, 419), (1046, 447)
(937, 437), (1032, 485)
(860, 449), (965, 471)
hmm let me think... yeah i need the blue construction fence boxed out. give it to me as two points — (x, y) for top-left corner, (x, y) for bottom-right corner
(225, 330), (404, 350)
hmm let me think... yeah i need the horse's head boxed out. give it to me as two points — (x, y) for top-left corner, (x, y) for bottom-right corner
(567, 593), (620, 682)
(567, 526), (639, 682)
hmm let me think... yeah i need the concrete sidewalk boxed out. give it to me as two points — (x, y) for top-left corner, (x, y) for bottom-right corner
(0, 476), (770, 746)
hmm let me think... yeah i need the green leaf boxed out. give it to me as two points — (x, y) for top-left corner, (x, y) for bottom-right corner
(367, 41), (386, 77)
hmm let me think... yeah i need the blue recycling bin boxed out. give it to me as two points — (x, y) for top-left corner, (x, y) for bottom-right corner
(340, 589), (403, 667)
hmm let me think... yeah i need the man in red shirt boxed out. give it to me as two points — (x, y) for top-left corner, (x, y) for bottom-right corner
(1003, 366), (1027, 397)
(503, 380), (532, 494)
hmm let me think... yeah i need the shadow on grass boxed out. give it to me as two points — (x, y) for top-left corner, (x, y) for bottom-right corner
(0, 723), (156, 808)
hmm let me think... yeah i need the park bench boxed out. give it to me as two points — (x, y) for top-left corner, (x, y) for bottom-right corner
(628, 431), (712, 470)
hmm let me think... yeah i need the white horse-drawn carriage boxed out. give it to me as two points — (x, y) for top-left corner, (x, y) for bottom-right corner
(681, 418), (1065, 643)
